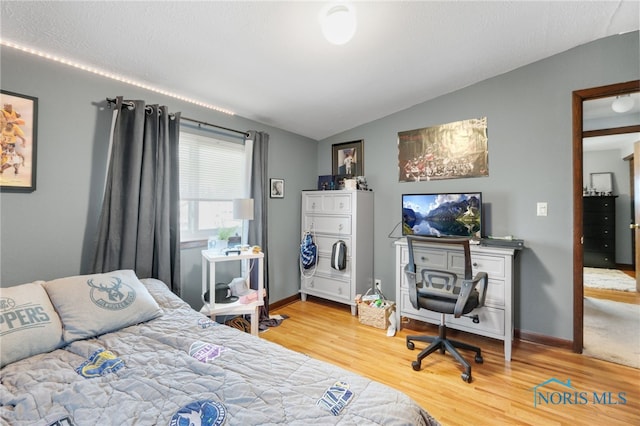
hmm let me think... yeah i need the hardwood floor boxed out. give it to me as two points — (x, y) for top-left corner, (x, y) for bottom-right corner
(262, 297), (640, 426)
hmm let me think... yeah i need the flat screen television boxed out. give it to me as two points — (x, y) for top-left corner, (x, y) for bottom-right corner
(402, 192), (482, 238)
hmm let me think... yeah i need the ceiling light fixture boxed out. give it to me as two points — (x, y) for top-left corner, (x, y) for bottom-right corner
(611, 94), (634, 113)
(319, 3), (357, 45)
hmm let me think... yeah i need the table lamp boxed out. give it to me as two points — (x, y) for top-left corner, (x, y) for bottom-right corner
(233, 198), (254, 247)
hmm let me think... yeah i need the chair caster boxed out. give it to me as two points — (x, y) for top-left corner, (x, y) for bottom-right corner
(411, 361), (421, 371)
(475, 355), (483, 364)
(407, 341), (415, 350)
(461, 373), (472, 383)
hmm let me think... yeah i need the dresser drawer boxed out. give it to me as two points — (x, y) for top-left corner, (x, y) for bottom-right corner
(303, 214), (351, 235)
(314, 254), (351, 280)
(314, 235), (351, 256)
(304, 193), (352, 214)
(301, 275), (351, 302)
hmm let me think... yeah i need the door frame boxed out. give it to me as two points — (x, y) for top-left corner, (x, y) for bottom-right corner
(572, 80), (640, 353)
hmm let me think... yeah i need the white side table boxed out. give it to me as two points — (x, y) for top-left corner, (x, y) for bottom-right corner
(201, 250), (264, 336)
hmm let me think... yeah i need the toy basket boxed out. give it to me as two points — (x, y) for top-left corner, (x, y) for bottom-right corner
(356, 289), (395, 329)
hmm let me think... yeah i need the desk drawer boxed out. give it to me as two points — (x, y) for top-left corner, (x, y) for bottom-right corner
(401, 247), (447, 269)
(450, 253), (505, 279)
(400, 291), (504, 336)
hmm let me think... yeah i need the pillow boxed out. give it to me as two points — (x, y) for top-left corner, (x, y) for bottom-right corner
(43, 270), (162, 344)
(0, 281), (64, 367)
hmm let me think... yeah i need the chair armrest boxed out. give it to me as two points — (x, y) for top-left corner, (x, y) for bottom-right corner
(453, 272), (488, 318)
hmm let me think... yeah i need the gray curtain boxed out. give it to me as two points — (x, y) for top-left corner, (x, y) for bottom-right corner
(91, 96), (181, 294)
(246, 131), (270, 317)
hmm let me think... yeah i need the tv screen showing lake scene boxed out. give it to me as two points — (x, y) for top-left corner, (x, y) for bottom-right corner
(402, 192), (482, 238)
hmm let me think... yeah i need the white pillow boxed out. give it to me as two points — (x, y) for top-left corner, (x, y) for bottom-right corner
(43, 270), (162, 344)
(0, 281), (64, 367)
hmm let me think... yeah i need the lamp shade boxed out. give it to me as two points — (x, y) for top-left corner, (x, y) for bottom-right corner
(233, 198), (254, 220)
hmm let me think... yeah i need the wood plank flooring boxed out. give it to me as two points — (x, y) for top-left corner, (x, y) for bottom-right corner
(262, 296), (640, 426)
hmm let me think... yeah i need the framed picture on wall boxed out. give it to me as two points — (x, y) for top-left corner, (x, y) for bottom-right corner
(270, 178), (284, 198)
(0, 90), (38, 193)
(332, 140), (364, 177)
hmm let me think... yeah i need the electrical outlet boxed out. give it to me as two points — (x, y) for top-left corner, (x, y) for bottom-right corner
(374, 279), (382, 290)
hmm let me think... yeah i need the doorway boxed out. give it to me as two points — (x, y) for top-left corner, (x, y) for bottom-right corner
(572, 80), (640, 353)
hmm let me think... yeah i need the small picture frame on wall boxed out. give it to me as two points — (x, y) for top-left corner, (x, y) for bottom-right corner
(0, 90), (38, 193)
(270, 178), (284, 198)
(332, 139), (364, 177)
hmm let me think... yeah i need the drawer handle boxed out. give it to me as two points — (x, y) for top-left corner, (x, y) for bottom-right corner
(473, 262), (479, 267)
(339, 224), (344, 231)
(339, 202), (344, 209)
(337, 287), (342, 294)
(420, 256), (428, 261)
(311, 202), (317, 209)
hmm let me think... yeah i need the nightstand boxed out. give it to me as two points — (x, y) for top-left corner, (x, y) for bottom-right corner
(201, 250), (264, 336)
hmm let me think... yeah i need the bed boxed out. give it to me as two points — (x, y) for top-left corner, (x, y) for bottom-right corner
(0, 270), (438, 425)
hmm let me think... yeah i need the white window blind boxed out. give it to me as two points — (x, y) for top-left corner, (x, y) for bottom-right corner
(179, 131), (247, 241)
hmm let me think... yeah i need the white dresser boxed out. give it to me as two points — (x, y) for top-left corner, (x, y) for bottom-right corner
(395, 239), (517, 361)
(300, 190), (374, 315)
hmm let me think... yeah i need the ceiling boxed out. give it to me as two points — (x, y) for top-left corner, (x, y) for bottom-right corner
(1, 1), (639, 140)
(584, 92), (640, 154)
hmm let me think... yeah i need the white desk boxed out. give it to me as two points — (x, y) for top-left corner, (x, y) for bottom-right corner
(201, 250), (264, 336)
(395, 240), (517, 361)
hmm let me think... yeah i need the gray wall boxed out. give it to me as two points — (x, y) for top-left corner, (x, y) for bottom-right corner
(0, 47), (317, 310)
(317, 32), (639, 340)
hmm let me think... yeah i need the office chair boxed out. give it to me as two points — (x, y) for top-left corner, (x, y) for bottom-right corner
(404, 236), (488, 383)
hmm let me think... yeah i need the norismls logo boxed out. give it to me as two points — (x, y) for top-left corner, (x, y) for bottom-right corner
(87, 276), (136, 310)
(530, 378), (627, 408)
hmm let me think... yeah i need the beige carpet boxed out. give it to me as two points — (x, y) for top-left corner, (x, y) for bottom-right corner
(583, 297), (640, 369)
(583, 267), (637, 291)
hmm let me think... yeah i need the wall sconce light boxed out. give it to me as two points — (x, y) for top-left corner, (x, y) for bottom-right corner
(319, 3), (357, 45)
(611, 95), (634, 113)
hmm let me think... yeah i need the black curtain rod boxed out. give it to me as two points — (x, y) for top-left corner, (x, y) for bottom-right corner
(105, 98), (250, 138)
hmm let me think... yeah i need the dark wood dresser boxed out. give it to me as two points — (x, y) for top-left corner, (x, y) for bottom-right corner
(583, 196), (616, 268)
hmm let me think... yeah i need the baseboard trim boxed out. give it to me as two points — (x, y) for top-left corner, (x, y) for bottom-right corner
(269, 294), (301, 310)
(515, 329), (573, 350)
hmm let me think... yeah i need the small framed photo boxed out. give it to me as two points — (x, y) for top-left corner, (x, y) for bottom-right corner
(270, 178), (284, 198)
(590, 172), (613, 195)
(332, 139), (363, 177)
(0, 90), (38, 192)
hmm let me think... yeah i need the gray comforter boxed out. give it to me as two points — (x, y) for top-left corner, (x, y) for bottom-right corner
(1, 279), (437, 425)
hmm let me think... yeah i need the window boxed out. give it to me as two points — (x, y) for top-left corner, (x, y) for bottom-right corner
(179, 131), (248, 242)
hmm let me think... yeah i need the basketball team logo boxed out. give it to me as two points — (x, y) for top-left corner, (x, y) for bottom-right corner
(169, 400), (226, 426)
(87, 276), (136, 310)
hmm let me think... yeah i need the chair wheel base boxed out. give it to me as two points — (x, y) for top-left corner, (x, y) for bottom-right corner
(475, 355), (483, 364)
(411, 361), (421, 371)
(461, 373), (472, 383)
(407, 341), (415, 350)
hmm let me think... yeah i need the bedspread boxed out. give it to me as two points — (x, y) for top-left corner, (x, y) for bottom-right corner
(1, 278), (438, 425)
